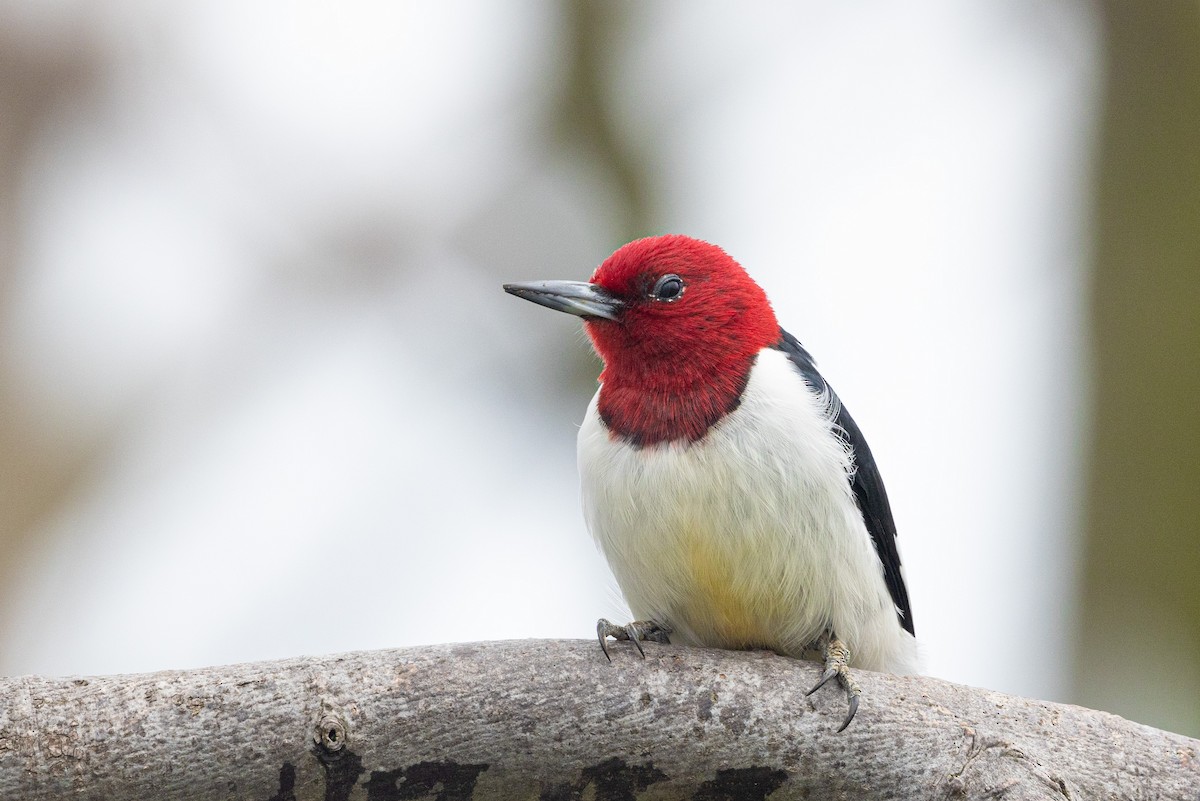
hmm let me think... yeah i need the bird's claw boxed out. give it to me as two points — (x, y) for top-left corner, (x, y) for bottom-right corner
(806, 666), (839, 694)
(596, 618), (671, 661)
(804, 633), (861, 732)
(838, 693), (860, 733)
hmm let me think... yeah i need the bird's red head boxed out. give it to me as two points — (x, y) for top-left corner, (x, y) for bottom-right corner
(584, 235), (780, 445)
(504, 234), (781, 445)
(584, 235), (779, 372)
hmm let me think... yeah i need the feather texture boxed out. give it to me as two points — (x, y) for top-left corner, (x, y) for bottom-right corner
(579, 348), (919, 674)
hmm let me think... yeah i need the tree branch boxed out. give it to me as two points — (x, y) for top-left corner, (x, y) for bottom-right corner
(0, 639), (1194, 799)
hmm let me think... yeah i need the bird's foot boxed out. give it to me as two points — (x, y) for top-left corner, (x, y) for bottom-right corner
(805, 634), (861, 732)
(596, 618), (671, 661)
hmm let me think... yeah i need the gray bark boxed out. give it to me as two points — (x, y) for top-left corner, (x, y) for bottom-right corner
(0, 639), (1194, 800)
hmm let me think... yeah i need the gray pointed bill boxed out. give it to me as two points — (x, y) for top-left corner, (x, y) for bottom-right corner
(503, 280), (624, 321)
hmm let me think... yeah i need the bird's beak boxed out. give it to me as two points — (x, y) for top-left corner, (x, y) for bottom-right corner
(503, 280), (624, 322)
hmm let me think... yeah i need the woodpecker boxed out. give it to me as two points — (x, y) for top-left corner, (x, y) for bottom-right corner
(504, 235), (918, 730)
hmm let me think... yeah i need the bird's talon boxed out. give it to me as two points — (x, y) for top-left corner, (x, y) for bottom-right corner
(595, 618), (670, 659)
(837, 694), (860, 733)
(626, 625), (647, 657)
(597, 618), (622, 661)
(807, 633), (862, 732)
(805, 667), (839, 696)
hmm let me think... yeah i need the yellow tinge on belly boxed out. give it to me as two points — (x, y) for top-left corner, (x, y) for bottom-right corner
(683, 531), (776, 649)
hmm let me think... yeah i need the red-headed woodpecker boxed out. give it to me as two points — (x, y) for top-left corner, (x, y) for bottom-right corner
(504, 235), (918, 730)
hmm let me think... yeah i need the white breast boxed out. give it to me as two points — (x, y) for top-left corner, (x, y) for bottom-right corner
(577, 348), (918, 674)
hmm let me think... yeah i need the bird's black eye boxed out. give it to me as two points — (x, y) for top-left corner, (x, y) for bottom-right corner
(650, 274), (685, 302)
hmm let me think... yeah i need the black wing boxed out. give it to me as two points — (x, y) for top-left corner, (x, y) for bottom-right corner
(773, 329), (914, 635)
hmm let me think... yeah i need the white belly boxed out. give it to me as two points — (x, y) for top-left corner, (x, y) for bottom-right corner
(578, 348), (919, 674)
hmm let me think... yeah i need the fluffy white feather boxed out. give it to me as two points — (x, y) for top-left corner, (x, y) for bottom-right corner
(578, 347), (919, 674)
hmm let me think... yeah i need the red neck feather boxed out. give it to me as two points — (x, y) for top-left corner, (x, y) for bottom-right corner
(583, 236), (780, 447)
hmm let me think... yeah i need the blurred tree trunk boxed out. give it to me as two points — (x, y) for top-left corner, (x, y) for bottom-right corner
(0, 19), (104, 626)
(1078, 2), (1200, 736)
(554, 0), (655, 242)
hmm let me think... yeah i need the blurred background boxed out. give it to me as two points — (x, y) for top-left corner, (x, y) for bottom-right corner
(0, 1), (1196, 737)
